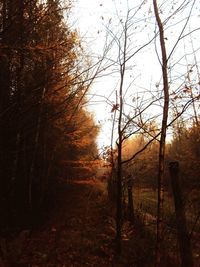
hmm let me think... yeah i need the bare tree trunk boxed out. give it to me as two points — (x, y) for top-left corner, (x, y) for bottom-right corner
(28, 87), (46, 211)
(169, 162), (193, 267)
(108, 91), (117, 202)
(189, 36), (200, 127)
(153, 1), (169, 266)
(0, 0), (11, 226)
(116, 133), (122, 253)
(115, 14), (128, 254)
(11, 0), (25, 219)
(116, 86), (123, 252)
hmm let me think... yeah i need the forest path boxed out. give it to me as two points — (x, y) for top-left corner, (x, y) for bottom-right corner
(15, 178), (116, 267)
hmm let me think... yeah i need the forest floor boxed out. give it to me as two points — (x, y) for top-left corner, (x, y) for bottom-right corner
(2, 176), (200, 267)
(0, 177), (156, 267)
(1, 177), (199, 266)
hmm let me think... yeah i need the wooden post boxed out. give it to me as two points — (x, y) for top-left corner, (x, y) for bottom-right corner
(169, 161), (193, 267)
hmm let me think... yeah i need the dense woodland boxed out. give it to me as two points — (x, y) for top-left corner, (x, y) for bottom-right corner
(0, 0), (200, 267)
(0, 0), (99, 227)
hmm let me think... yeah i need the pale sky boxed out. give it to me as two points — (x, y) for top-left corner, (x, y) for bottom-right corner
(71, 0), (200, 148)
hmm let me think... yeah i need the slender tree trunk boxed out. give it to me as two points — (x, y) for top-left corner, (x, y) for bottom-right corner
(153, 1), (169, 266)
(116, 134), (122, 252)
(189, 39), (200, 127)
(11, 0), (26, 219)
(116, 31), (127, 253)
(28, 87), (46, 211)
(116, 87), (123, 252)
(0, 0), (11, 226)
(169, 162), (193, 267)
(108, 91), (117, 202)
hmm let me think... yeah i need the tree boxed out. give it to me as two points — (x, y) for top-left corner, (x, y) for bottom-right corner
(97, 2), (162, 253)
(152, 1), (200, 264)
(153, 1), (169, 265)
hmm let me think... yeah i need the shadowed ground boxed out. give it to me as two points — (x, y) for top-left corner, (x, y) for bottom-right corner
(4, 178), (116, 267)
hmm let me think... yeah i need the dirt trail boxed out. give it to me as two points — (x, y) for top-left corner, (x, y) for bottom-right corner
(5, 179), (116, 267)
